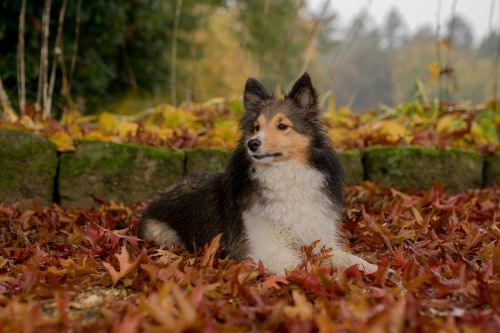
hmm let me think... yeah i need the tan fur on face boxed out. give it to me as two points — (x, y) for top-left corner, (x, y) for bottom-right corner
(254, 113), (309, 164)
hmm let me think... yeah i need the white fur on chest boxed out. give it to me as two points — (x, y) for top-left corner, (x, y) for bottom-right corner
(243, 161), (342, 273)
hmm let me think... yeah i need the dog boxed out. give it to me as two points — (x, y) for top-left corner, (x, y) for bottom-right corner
(138, 73), (378, 274)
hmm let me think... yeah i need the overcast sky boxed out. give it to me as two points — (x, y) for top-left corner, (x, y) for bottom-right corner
(308, 0), (494, 40)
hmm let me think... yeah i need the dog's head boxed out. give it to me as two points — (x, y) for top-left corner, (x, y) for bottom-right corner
(240, 73), (326, 165)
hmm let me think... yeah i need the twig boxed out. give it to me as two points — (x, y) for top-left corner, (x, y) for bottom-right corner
(170, 0), (184, 106)
(489, 0), (496, 37)
(187, 3), (202, 103)
(435, 0), (443, 108)
(494, 0), (500, 104)
(122, 44), (138, 92)
(17, 0), (27, 115)
(444, 0), (458, 103)
(45, 0), (68, 119)
(56, 0), (78, 113)
(68, 0), (82, 94)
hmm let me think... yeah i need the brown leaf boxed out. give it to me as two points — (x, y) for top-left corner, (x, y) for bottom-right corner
(103, 245), (142, 285)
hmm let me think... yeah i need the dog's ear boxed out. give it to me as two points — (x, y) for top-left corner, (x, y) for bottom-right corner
(287, 72), (318, 112)
(244, 78), (269, 113)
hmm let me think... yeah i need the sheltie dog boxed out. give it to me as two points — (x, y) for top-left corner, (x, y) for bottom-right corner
(139, 73), (377, 274)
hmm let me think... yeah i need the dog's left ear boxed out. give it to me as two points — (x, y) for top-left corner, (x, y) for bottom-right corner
(287, 72), (318, 112)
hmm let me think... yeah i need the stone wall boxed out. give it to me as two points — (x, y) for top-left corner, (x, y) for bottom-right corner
(0, 129), (498, 207)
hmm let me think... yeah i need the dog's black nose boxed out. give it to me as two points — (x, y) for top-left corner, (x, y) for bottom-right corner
(247, 139), (261, 152)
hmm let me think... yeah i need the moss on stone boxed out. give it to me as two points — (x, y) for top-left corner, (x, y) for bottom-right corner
(364, 145), (483, 193)
(0, 129), (57, 206)
(59, 140), (185, 207)
(484, 153), (500, 187)
(184, 148), (232, 174)
(338, 151), (363, 186)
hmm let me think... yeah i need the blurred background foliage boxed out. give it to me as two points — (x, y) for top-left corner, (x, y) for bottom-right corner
(1, 0), (500, 115)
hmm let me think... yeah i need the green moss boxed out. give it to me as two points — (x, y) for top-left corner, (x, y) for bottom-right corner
(143, 145), (184, 161)
(0, 129), (57, 206)
(185, 148), (232, 174)
(338, 150), (363, 185)
(484, 152), (500, 187)
(59, 140), (185, 207)
(364, 145), (484, 193)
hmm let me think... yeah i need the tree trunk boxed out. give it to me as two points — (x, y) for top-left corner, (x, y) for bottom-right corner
(36, 0), (52, 114)
(17, 0), (27, 115)
(68, 0), (82, 94)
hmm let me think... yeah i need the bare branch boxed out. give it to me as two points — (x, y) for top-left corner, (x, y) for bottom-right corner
(444, 0), (458, 102)
(45, 0), (68, 119)
(494, 0), (500, 103)
(299, 0), (331, 75)
(331, 0), (373, 69)
(435, 0), (443, 107)
(17, 0), (27, 115)
(170, 0), (184, 106)
(36, 0), (52, 113)
(69, 0), (82, 93)
(0, 75), (18, 122)
(123, 45), (138, 92)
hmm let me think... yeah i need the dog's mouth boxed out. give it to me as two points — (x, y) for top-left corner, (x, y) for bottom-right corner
(251, 152), (283, 160)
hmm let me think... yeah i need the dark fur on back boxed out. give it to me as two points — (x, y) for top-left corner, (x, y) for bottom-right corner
(139, 73), (344, 257)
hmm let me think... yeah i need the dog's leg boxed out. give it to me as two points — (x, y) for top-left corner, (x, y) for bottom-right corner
(310, 224), (378, 274)
(329, 250), (378, 273)
(314, 233), (378, 273)
(245, 222), (302, 274)
(249, 246), (302, 275)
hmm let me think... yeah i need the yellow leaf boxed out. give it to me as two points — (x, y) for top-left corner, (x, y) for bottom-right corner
(201, 97), (226, 108)
(338, 106), (352, 116)
(440, 39), (451, 49)
(68, 124), (82, 139)
(60, 111), (81, 126)
(145, 125), (173, 140)
(372, 120), (410, 143)
(161, 107), (198, 129)
(49, 131), (75, 152)
(427, 63), (440, 83)
(328, 127), (356, 146)
(19, 115), (44, 130)
(98, 112), (118, 133)
(327, 95), (335, 115)
(470, 122), (492, 145)
(116, 121), (138, 137)
(436, 115), (455, 133)
(85, 130), (110, 142)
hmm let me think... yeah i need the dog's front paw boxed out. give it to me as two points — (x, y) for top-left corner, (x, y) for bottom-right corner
(359, 261), (378, 274)
(332, 252), (378, 274)
(250, 250), (301, 275)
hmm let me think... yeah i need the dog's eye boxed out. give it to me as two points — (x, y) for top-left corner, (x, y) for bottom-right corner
(277, 123), (289, 131)
(254, 124), (260, 132)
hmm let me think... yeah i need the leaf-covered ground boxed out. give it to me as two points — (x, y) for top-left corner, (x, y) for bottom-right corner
(1, 99), (499, 153)
(0, 183), (499, 332)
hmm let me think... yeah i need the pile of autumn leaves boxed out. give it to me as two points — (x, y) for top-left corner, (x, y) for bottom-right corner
(1, 98), (499, 153)
(0, 183), (498, 332)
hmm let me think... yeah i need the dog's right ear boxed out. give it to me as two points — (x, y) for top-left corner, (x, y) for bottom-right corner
(244, 78), (269, 114)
